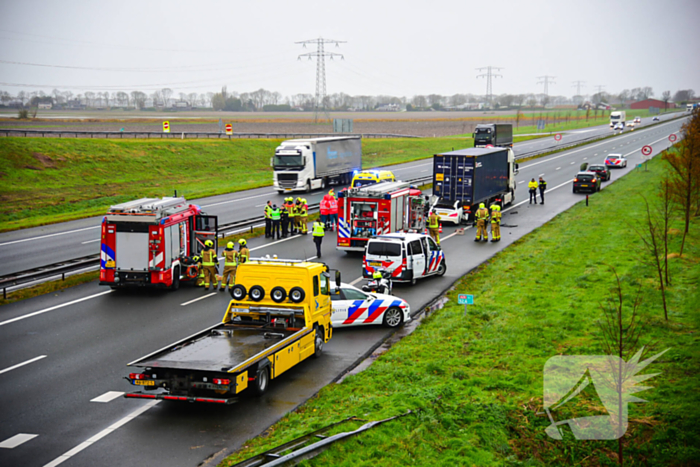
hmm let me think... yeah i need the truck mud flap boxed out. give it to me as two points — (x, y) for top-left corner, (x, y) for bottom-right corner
(124, 392), (237, 405)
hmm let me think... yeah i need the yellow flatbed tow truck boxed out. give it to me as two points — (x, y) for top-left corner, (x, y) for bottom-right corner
(124, 258), (336, 404)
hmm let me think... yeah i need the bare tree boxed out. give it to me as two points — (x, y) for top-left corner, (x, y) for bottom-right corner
(661, 91), (671, 111)
(161, 88), (173, 107)
(188, 93), (198, 108)
(662, 108), (700, 253)
(597, 266), (647, 466)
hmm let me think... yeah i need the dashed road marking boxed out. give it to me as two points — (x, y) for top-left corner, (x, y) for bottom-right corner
(0, 291), (112, 327)
(556, 167), (561, 170)
(0, 355), (47, 375)
(91, 391), (124, 403)
(180, 292), (217, 306)
(0, 433), (38, 449)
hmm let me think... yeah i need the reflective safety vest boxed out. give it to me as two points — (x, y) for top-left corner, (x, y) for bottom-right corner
(223, 248), (238, 266)
(476, 208), (489, 220)
(528, 181), (538, 190)
(429, 213), (439, 228)
(300, 204), (308, 216)
(329, 197), (338, 214)
(238, 247), (250, 263)
(264, 205), (272, 219)
(312, 222), (325, 237)
(286, 202), (296, 217)
(491, 211), (501, 224)
(270, 208), (280, 221)
(202, 248), (217, 266)
(372, 270), (382, 279)
(293, 204), (302, 216)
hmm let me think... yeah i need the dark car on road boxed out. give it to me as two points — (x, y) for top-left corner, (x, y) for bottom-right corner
(587, 164), (611, 181)
(573, 172), (601, 193)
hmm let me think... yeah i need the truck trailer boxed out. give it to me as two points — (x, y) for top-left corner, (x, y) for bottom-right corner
(610, 111), (626, 128)
(432, 147), (518, 223)
(99, 197), (217, 290)
(336, 181), (427, 252)
(273, 136), (362, 193)
(124, 258), (336, 404)
(473, 123), (513, 148)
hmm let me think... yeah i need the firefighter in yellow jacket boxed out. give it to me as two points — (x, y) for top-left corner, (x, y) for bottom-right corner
(299, 198), (309, 235)
(474, 203), (489, 242)
(428, 210), (440, 244)
(201, 240), (218, 290)
(490, 205), (502, 242)
(238, 239), (250, 264)
(220, 241), (238, 291)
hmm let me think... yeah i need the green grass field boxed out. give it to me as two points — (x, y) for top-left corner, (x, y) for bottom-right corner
(0, 135), (542, 232)
(219, 152), (699, 467)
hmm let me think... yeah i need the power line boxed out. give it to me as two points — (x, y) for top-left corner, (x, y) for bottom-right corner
(594, 84), (606, 94)
(537, 75), (556, 97)
(571, 80), (585, 96)
(476, 66), (503, 107)
(297, 37), (344, 123)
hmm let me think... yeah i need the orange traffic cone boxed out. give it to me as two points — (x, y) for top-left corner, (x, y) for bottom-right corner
(424, 228), (428, 235)
(439, 224), (443, 233)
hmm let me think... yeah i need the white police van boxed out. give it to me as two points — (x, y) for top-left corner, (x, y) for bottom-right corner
(362, 233), (446, 285)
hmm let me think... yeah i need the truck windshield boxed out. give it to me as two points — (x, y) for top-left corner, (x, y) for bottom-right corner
(475, 128), (491, 134)
(273, 155), (303, 167)
(367, 242), (401, 256)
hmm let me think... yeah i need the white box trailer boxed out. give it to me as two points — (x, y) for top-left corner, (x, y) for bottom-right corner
(273, 136), (362, 193)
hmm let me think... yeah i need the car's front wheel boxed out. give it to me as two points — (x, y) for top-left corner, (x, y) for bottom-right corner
(383, 307), (403, 328)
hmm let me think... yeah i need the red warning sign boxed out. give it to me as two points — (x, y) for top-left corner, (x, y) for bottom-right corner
(225, 123), (233, 135)
(485, 144), (494, 148)
(641, 145), (652, 156)
(554, 133), (562, 141)
(163, 121), (170, 133)
(668, 133), (677, 143)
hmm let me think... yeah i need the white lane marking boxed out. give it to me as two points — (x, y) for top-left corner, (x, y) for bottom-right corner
(180, 292), (217, 306)
(90, 391), (124, 403)
(306, 256), (317, 261)
(420, 169), (428, 173)
(518, 180), (525, 184)
(570, 161), (575, 164)
(556, 167), (561, 170)
(43, 400), (160, 467)
(594, 153), (598, 156)
(201, 191), (275, 209)
(583, 157), (588, 160)
(0, 226), (100, 247)
(391, 162), (432, 171)
(0, 291), (112, 327)
(538, 173), (545, 177)
(81, 239), (100, 244)
(0, 355), (47, 375)
(349, 277), (363, 286)
(0, 433), (38, 449)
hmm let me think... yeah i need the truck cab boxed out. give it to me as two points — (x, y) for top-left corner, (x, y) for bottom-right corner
(125, 259), (336, 404)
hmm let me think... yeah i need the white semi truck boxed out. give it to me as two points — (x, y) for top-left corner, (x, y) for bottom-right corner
(272, 136), (362, 193)
(610, 111), (626, 128)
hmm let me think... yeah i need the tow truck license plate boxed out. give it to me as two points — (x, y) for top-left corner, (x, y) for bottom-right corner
(133, 380), (154, 386)
(369, 261), (382, 266)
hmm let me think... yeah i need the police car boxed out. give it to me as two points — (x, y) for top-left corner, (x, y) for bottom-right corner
(363, 233), (446, 285)
(605, 153), (628, 168)
(330, 283), (410, 328)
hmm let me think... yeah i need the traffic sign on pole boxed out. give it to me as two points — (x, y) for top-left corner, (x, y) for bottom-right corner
(225, 123), (233, 135)
(458, 293), (474, 316)
(163, 121), (170, 133)
(641, 145), (652, 156)
(554, 133), (562, 142)
(668, 134), (677, 143)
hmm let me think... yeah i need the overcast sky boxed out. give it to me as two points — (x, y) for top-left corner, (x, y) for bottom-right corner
(1, 0), (698, 99)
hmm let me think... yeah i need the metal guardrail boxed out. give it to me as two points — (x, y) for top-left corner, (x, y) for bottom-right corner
(0, 129), (420, 139)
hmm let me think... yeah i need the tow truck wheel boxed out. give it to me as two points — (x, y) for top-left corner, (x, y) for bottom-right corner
(289, 287), (306, 303)
(436, 261), (447, 276)
(231, 284), (247, 300)
(253, 366), (269, 395)
(383, 307), (403, 328)
(271, 286), (287, 303)
(314, 328), (324, 358)
(249, 286), (265, 301)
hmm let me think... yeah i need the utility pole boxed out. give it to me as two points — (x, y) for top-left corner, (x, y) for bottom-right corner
(594, 84), (605, 94)
(296, 37), (345, 123)
(476, 66), (503, 108)
(571, 80), (585, 97)
(537, 75), (556, 107)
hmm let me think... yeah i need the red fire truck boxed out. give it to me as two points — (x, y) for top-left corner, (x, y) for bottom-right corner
(337, 181), (427, 252)
(99, 197), (218, 290)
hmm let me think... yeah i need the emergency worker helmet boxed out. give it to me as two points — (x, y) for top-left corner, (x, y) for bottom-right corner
(239, 239), (247, 246)
(479, 203), (485, 208)
(205, 239), (213, 247)
(227, 241), (234, 249)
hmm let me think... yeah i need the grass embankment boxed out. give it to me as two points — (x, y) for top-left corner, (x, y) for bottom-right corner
(220, 153), (700, 467)
(1, 135), (543, 232)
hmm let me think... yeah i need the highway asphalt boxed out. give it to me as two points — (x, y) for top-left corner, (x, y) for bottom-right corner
(0, 111), (682, 277)
(0, 115), (687, 467)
